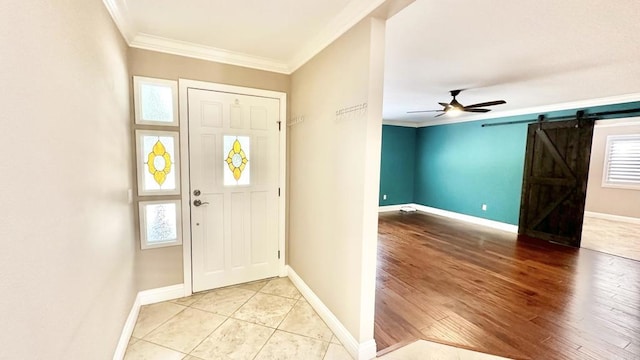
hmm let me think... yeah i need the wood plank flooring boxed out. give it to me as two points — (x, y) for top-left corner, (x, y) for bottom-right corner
(582, 215), (640, 262)
(375, 212), (640, 360)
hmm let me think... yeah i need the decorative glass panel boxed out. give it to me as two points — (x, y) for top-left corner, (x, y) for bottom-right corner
(133, 76), (178, 126)
(141, 83), (174, 122)
(139, 200), (182, 249)
(224, 135), (250, 186)
(136, 130), (180, 195)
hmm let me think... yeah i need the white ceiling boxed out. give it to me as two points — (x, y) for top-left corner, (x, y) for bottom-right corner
(104, 0), (640, 125)
(384, 0), (640, 124)
(104, 0), (389, 73)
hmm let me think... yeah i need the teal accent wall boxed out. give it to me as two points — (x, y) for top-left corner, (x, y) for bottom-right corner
(411, 101), (640, 225)
(379, 125), (417, 205)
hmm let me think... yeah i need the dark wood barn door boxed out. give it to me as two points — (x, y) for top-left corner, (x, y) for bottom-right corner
(518, 118), (595, 247)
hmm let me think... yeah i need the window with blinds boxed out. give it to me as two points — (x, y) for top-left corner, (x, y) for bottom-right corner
(603, 134), (640, 189)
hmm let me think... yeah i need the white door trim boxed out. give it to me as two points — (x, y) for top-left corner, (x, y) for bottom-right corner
(178, 79), (287, 296)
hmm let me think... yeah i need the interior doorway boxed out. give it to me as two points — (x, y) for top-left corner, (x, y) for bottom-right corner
(581, 118), (640, 261)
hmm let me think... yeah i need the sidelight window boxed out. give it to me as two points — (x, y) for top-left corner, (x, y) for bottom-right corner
(133, 76), (182, 249)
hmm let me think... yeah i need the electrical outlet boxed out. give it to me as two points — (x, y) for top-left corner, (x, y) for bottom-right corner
(383, 194), (387, 200)
(481, 204), (487, 211)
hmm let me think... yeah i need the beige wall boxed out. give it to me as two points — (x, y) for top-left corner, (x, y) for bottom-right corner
(585, 119), (640, 218)
(128, 48), (291, 290)
(0, 0), (136, 359)
(289, 17), (385, 345)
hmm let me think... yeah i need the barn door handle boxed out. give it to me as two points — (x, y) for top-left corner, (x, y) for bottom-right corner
(193, 199), (209, 207)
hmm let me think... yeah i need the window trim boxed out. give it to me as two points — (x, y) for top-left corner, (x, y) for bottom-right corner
(133, 76), (179, 126)
(601, 134), (640, 190)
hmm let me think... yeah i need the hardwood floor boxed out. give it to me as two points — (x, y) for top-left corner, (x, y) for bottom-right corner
(375, 212), (640, 360)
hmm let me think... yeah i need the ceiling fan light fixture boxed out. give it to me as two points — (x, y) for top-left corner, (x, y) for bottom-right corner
(406, 89), (506, 117)
(447, 107), (462, 116)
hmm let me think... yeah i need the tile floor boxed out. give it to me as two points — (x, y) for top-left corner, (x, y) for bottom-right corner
(124, 276), (513, 360)
(124, 277), (353, 360)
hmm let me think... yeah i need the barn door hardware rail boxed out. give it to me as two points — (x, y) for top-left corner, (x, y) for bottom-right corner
(481, 107), (640, 128)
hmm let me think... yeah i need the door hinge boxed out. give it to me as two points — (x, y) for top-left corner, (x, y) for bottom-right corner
(278, 250), (281, 259)
(277, 121), (281, 131)
(278, 187), (281, 197)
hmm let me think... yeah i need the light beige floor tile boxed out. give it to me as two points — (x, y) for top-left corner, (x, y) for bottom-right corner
(182, 356), (205, 360)
(324, 343), (353, 360)
(260, 277), (301, 299)
(232, 293), (296, 328)
(144, 308), (226, 353)
(190, 287), (255, 316)
(132, 302), (186, 338)
(128, 336), (140, 347)
(255, 330), (329, 360)
(330, 335), (341, 344)
(124, 339), (186, 360)
(278, 300), (333, 341)
(191, 318), (274, 360)
(234, 279), (271, 292)
(172, 293), (205, 307)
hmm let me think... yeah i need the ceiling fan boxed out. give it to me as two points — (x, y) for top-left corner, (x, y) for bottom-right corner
(408, 89), (506, 117)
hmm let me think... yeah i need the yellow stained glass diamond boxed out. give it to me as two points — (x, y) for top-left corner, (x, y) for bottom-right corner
(226, 138), (248, 181)
(146, 139), (172, 185)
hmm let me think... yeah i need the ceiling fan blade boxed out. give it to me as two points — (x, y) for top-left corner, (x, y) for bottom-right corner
(434, 112), (447, 118)
(463, 108), (491, 113)
(438, 102), (450, 107)
(407, 110), (444, 113)
(463, 100), (506, 109)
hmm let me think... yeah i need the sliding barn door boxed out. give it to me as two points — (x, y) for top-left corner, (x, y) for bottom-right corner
(518, 118), (594, 247)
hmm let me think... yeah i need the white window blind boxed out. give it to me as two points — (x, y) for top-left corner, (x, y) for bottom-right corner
(603, 134), (640, 188)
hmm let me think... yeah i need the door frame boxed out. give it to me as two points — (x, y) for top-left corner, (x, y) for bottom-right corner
(178, 79), (287, 296)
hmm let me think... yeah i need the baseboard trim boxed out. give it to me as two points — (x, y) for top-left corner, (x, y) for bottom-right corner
(412, 204), (519, 233)
(585, 211), (640, 225)
(112, 295), (141, 360)
(113, 284), (185, 360)
(138, 284), (185, 305)
(380, 203), (519, 233)
(286, 266), (376, 360)
(378, 204), (404, 212)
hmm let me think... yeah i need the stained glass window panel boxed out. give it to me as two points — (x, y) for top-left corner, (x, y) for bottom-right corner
(136, 130), (180, 196)
(139, 200), (182, 249)
(223, 135), (250, 186)
(141, 83), (174, 123)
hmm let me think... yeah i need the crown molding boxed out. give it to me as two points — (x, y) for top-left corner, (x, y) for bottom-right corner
(382, 120), (420, 128)
(288, 0), (389, 72)
(101, 0), (135, 42)
(413, 92), (640, 128)
(102, 0), (401, 75)
(130, 33), (291, 74)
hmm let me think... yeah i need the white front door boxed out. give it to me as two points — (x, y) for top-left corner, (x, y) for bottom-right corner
(188, 88), (280, 292)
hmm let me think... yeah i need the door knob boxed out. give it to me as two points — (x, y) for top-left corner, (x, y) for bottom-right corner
(193, 199), (209, 207)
